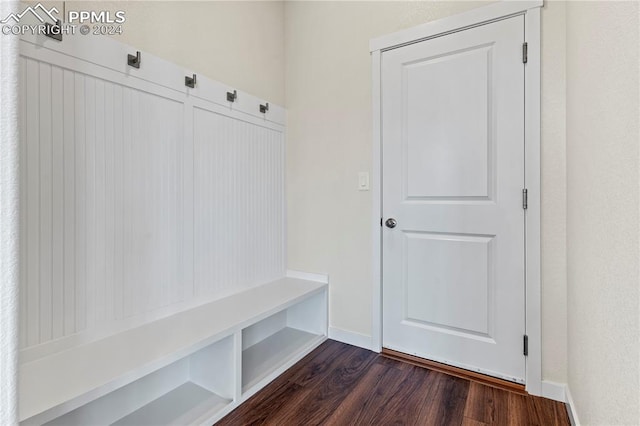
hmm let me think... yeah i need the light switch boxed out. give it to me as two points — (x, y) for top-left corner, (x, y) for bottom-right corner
(358, 172), (370, 191)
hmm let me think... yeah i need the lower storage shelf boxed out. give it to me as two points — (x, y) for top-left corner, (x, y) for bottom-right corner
(42, 335), (236, 426)
(112, 382), (230, 426)
(23, 277), (328, 426)
(242, 327), (320, 393)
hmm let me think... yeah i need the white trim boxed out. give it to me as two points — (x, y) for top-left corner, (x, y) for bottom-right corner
(18, 32), (285, 127)
(369, 0), (542, 52)
(370, 0), (543, 393)
(22, 38), (288, 137)
(524, 6), (543, 397)
(565, 385), (581, 426)
(286, 270), (329, 284)
(541, 380), (566, 403)
(370, 49), (383, 353)
(328, 327), (372, 351)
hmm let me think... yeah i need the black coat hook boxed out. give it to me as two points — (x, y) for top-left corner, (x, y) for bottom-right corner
(44, 19), (62, 41)
(227, 90), (237, 102)
(128, 51), (141, 68)
(259, 103), (269, 114)
(185, 74), (196, 88)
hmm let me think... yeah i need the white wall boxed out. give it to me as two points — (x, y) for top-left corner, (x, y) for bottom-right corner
(540, 0), (568, 385)
(284, 0), (491, 347)
(566, 1), (640, 424)
(110, 1), (285, 106)
(284, 0), (569, 384)
(26, 1), (286, 106)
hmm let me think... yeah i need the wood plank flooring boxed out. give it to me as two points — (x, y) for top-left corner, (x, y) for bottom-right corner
(217, 340), (570, 426)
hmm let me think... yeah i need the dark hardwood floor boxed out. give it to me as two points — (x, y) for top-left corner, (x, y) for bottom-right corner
(217, 340), (570, 426)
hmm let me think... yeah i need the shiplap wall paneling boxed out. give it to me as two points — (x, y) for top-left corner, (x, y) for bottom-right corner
(120, 88), (184, 320)
(19, 55), (188, 349)
(19, 42), (287, 354)
(193, 106), (285, 298)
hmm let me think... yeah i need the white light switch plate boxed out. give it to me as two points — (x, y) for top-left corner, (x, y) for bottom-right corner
(358, 172), (370, 191)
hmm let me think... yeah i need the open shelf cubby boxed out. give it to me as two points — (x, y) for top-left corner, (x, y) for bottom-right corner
(42, 335), (235, 426)
(242, 289), (327, 394)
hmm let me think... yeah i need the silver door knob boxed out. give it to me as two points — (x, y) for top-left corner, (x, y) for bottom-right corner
(385, 218), (397, 228)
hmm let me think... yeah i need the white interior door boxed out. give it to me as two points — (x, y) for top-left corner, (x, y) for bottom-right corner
(381, 16), (526, 382)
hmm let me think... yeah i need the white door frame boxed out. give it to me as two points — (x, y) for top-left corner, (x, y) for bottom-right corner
(370, 0), (543, 395)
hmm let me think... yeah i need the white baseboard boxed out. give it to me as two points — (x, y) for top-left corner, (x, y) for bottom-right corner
(565, 385), (581, 426)
(541, 380), (566, 402)
(286, 269), (329, 284)
(328, 326), (372, 350)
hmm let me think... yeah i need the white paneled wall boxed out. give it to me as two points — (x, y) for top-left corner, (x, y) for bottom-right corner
(193, 108), (285, 297)
(18, 38), (286, 354)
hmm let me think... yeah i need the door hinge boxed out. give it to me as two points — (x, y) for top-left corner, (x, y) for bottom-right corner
(522, 42), (528, 64)
(523, 335), (529, 356)
(522, 189), (528, 210)
(380, 217), (383, 227)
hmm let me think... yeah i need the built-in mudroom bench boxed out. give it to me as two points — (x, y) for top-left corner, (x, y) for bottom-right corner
(19, 273), (328, 425)
(16, 24), (323, 426)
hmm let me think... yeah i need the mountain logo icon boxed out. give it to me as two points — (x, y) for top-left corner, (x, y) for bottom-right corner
(0, 3), (59, 24)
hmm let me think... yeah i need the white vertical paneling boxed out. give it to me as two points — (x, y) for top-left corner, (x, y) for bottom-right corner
(104, 82), (115, 322)
(193, 108), (285, 298)
(131, 88), (145, 316)
(38, 61), (53, 344)
(84, 76), (96, 330)
(172, 102), (186, 306)
(121, 87), (133, 319)
(194, 110), (228, 296)
(161, 93), (170, 309)
(19, 52), (286, 352)
(182, 105), (194, 303)
(25, 57), (40, 347)
(50, 65), (64, 340)
(62, 69), (76, 336)
(94, 78), (106, 324)
(118, 88), (183, 319)
(19, 58), (27, 349)
(113, 84), (124, 321)
(135, 88), (146, 315)
(144, 92), (157, 312)
(74, 73), (87, 334)
(168, 94), (184, 307)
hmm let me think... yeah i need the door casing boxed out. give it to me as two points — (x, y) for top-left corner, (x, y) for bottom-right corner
(370, 0), (542, 395)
